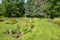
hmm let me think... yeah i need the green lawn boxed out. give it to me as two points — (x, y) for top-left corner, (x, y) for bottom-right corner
(0, 18), (60, 40)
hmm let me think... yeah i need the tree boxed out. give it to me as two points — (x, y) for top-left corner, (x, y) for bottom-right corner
(0, 0), (25, 17)
(45, 0), (60, 18)
(25, 0), (46, 17)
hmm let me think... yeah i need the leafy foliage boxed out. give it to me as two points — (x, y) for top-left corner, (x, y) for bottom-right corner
(0, 0), (60, 18)
(53, 18), (60, 24)
(0, 0), (25, 17)
(45, 0), (60, 18)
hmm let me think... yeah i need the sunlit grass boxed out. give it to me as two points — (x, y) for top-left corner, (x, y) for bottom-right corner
(0, 18), (60, 40)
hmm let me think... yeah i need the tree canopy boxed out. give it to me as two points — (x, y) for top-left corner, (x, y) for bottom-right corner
(0, 0), (60, 18)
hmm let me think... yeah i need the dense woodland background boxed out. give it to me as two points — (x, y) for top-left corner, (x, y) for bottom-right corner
(0, 0), (60, 18)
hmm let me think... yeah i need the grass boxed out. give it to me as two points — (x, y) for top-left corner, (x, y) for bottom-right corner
(0, 18), (60, 40)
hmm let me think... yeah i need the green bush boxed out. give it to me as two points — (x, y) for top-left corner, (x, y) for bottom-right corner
(53, 18), (60, 24)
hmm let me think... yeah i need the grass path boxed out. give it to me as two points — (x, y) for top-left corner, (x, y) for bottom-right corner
(19, 20), (60, 40)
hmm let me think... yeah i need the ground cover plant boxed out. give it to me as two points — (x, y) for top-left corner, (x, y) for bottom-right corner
(0, 18), (35, 39)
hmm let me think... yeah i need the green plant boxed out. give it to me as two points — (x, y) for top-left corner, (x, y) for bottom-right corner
(53, 18), (60, 24)
(11, 29), (17, 34)
(0, 16), (4, 22)
(5, 19), (17, 24)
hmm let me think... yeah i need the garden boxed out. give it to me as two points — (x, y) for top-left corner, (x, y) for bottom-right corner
(0, 0), (60, 40)
(0, 17), (60, 40)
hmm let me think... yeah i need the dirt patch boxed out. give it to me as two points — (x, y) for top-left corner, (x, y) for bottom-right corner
(12, 33), (23, 38)
(58, 24), (60, 26)
(4, 30), (24, 38)
(31, 25), (34, 29)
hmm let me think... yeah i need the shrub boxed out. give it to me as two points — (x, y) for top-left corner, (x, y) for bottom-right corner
(0, 16), (4, 22)
(11, 29), (17, 34)
(53, 18), (60, 24)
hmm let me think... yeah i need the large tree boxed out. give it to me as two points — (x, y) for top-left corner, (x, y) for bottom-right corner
(0, 0), (25, 17)
(45, 0), (60, 18)
(25, 0), (46, 17)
